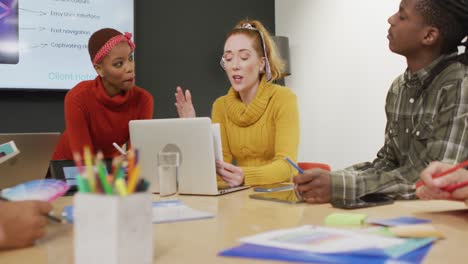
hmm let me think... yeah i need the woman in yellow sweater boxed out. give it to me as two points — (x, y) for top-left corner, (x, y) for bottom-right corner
(175, 19), (299, 187)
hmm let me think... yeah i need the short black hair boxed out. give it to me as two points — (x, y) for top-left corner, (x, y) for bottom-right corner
(415, 0), (467, 54)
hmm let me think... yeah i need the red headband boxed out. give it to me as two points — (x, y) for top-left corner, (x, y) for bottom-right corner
(92, 32), (135, 64)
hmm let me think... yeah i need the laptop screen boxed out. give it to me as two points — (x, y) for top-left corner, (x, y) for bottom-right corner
(61, 166), (109, 187)
(49, 159), (112, 193)
(63, 166), (80, 187)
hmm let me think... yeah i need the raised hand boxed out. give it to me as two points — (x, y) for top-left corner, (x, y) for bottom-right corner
(175, 86), (196, 118)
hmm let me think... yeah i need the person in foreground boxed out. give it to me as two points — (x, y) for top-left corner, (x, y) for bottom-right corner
(416, 161), (468, 201)
(0, 200), (52, 249)
(175, 19), (300, 187)
(53, 28), (154, 160)
(294, 0), (468, 204)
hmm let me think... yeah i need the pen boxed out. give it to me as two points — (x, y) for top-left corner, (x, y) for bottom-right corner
(112, 142), (127, 155)
(73, 152), (85, 175)
(0, 196), (65, 223)
(442, 180), (468, 192)
(415, 160), (468, 192)
(285, 157), (304, 174)
(285, 157), (304, 201)
(73, 152), (91, 193)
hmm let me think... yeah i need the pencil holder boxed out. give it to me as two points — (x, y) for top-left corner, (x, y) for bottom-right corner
(74, 192), (153, 264)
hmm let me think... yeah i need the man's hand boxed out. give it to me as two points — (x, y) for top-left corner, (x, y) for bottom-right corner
(293, 168), (332, 203)
(0, 200), (52, 249)
(417, 161), (468, 201)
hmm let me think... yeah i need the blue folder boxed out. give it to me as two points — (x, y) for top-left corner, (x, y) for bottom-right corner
(219, 242), (432, 264)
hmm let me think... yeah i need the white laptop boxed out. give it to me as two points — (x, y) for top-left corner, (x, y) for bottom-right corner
(0, 133), (61, 190)
(129, 118), (249, 195)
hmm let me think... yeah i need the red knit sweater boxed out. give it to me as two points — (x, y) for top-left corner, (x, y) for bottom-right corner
(53, 77), (154, 160)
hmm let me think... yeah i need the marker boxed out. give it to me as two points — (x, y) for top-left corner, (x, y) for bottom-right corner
(285, 157), (304, 174)
(73, 152), (90, 193)
(0, 196), (65, 223)
(115, 178), (128, 196)
(134, 149), (139, 164)
(285, 157), (304, 201)
(415, 160), (468, 192)
(114, 166), (125, 180)
(73, 152), (85, 175)
(83, 146), (96, 192)
(75, 174), (91, 193)
(112, 142), (127, 155)
(96, 152), (113, 195)
(127, 148), (135, 173)
(127, 165), (141, 194)
(111, 156), (123, 174)
(135, 179), (150, 192)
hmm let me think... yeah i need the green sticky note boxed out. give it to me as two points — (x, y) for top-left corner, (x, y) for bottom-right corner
(368, 227), (395, 237)
(325, 213), (367, 226)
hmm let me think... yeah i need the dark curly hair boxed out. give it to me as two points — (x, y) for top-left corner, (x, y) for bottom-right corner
(416, 0), (467, 64)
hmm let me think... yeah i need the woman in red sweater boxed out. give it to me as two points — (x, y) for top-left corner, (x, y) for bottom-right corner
(53, 28), (153, 160)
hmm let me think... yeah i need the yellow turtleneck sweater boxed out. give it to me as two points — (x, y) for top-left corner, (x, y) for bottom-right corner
(211, 78), (300, 186)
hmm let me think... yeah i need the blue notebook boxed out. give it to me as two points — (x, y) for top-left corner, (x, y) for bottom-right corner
(367, 216), (431, 227)
(219, 242), (432, 264)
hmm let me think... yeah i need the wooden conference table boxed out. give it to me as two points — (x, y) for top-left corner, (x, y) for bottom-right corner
(1, 189), (467, 264)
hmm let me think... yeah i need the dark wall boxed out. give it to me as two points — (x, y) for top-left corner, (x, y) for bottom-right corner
(0, 90), (66, 133)
(0, 0), (275, 132)
(135, 0), (275, 119)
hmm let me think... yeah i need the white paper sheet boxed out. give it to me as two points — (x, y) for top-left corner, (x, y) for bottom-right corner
(240, 225), (405, 254)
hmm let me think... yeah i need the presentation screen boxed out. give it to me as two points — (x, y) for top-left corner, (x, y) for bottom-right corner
(0, 0), (134, 90)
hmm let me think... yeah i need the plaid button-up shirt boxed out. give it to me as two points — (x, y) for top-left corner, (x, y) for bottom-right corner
(330, 53), (468, 202)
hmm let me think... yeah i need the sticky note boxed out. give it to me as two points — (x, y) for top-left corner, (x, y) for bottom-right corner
(389, 224), (444, 239)
(367, 227), (395, 237)
(325, 213), (367, 226)
(368, 216), (431, 227)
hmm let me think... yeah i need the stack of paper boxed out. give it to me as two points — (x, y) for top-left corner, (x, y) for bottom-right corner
(219, 225), (434, 263)
(63, 199), (215, 224)
(152, 199), (215, 223)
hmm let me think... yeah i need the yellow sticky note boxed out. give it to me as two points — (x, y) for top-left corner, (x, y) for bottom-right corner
(325, 213), (367, 226)
(389, 224), (445, 239)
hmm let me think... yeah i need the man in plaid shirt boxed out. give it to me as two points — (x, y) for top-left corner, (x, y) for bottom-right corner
(294, 0), (468, 204)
